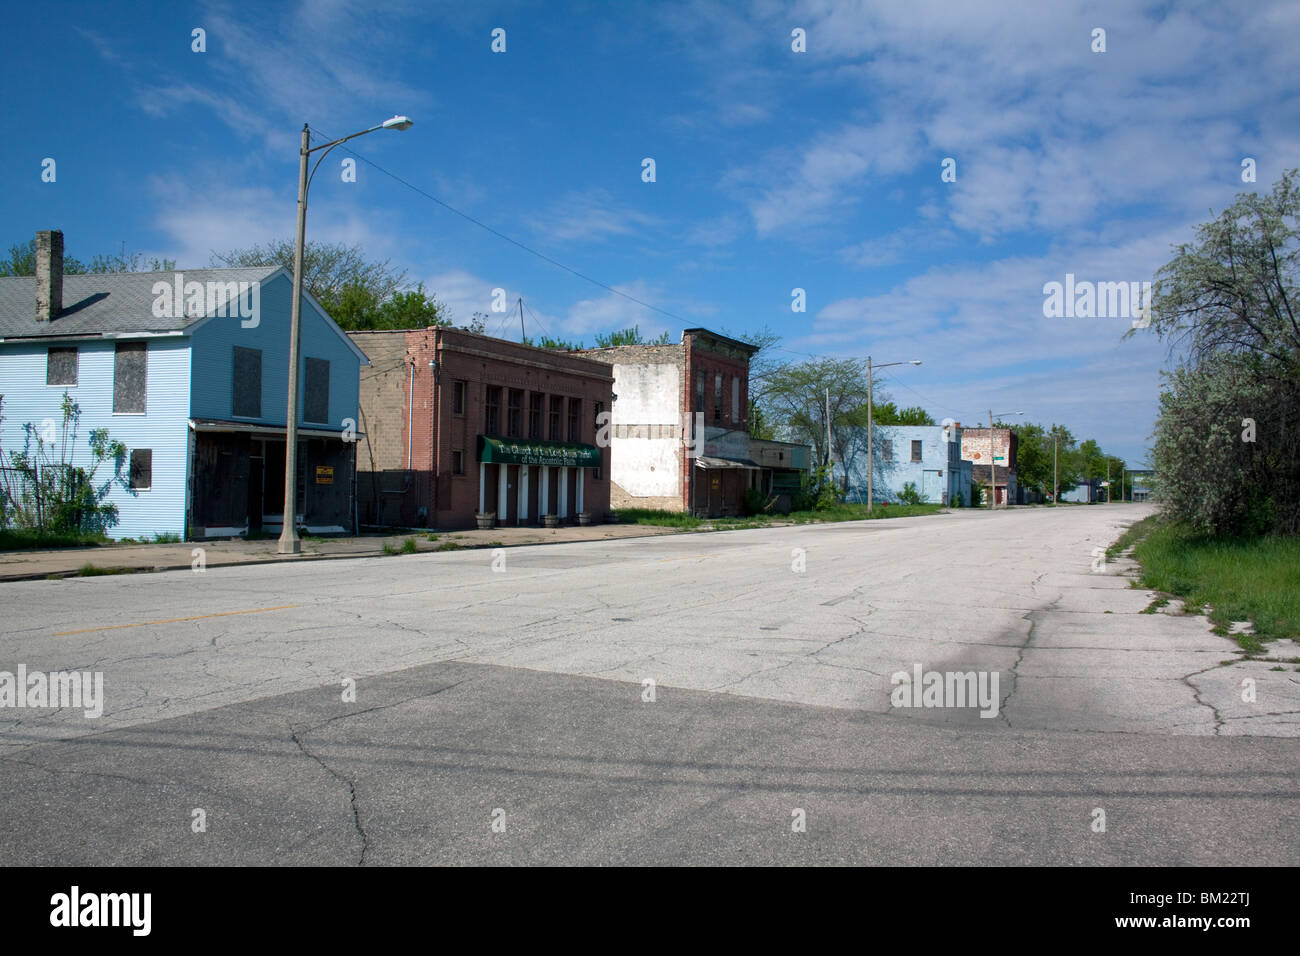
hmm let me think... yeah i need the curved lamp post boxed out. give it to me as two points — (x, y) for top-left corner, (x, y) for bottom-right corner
(865, 358), (922, 514)
(279, 117), (413, 555)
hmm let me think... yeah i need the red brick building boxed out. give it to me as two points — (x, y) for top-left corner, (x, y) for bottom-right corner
(577, 329), (760, 516)
(348, 328), (613, 530)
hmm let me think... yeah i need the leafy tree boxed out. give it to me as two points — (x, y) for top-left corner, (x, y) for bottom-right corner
(593, 325), (672, 347)
(0, 393), (128, 534)
(875, 404), (935, 426)
(1134, 169), (1300, 534)
(1, 239), (174, 276)
(521, 334), (586, 350)
(211, 240), (435, 330)
(747, 399), (776, 440)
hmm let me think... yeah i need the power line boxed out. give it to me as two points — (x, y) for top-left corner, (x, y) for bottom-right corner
(310, 126), (694, 328)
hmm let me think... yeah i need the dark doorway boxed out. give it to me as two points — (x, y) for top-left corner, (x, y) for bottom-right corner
(264, 441), (286, 520)
(247, 455), (264, 531)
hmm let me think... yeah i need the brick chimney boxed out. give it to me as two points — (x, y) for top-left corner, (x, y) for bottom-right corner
(35, 230), (63, 322)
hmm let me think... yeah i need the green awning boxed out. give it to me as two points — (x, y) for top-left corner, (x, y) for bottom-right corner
(478, 435), (601, 468)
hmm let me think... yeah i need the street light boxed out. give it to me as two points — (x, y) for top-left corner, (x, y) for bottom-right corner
(983, 409), (1023, 509)
(279, 117), (413, 555)
(865, 357), (922, 514)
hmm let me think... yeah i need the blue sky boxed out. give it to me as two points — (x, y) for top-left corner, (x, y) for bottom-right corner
(3, 0), (1298, 465)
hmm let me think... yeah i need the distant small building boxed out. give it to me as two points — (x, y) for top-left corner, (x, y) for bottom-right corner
(836, 424), (972, 505)
(1128, 469), (1155, 502)
(961, 427), (1018, 505)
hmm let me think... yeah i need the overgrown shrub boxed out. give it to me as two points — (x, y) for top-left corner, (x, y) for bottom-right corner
(0, 393), (128, 535)
(898, 482), (924, 505)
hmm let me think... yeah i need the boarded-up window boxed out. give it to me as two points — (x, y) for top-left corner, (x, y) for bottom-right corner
(911, 440), (923, 462)
(304, 357), (329, 424)
(130, 449), (153, 490)
(714, 373), (723, 422)
(731, 377), (740, 423)
(232, 347), (262, 418)
(113, 342), (147, 413)
(47, 347), (78, 386)
(452, 450), (465, 475)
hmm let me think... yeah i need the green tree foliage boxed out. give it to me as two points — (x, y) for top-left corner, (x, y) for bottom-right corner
(1153, 354), (1295, 533)
(1137, 170), (1300, 535)
(1, 239), (174, 276)
(593, 325), (672, 347)
(209, 240), (451, 330)
(874, 403), (935, 426)
(0, 394), (128, 534)
(763, 358), (868, 468)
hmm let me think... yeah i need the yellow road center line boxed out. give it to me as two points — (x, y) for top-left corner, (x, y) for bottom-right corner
(54, 605), (299, 636)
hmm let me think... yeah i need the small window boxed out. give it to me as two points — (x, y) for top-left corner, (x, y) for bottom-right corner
(882, 440), (892, 461)
(47, 347), (77, 386)
(453, 380), (466, 415)
(714, 373), (723, 422)
(304, 357), (329, 424)
(129, 449), (153, 490)
(911, 440), (923, 462)
(113, 342), (147, 413)
(731, 377), (740, 423)
(695, 371), (704, 412)
(452, 450), (465, 475)
(485, 386), (502, 434)
(232, 346), (262, 418)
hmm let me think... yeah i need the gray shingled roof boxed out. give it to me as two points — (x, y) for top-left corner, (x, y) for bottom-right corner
(0, 267), (280, 339)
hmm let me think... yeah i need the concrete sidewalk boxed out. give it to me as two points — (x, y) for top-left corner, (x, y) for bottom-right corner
(0, 522), (688, 581)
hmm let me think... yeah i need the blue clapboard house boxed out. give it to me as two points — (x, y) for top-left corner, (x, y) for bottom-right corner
(0, 231), (368, 540)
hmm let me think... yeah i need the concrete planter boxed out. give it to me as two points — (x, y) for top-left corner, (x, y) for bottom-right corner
(475, 512), (497, 530)
(541, 514), (560, 528)
(577, 512), (592, 526)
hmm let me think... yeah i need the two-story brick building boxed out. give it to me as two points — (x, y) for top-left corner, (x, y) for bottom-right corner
(577, 329), (761, 516)
(960, 426), (1018, 505)
(349, 327), (613, 530)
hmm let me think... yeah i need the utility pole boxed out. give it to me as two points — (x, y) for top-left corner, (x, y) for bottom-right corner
(825, 386), (832, 472)
(1106, 459), (1111, 503)
(1053, 432), (1058, 506)
(988, 410), (995, 510)
(866, 358), (873, 512)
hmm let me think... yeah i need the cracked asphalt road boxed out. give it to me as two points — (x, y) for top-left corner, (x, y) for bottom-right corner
(1, 503), (1297, 864)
